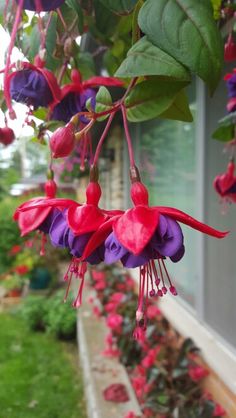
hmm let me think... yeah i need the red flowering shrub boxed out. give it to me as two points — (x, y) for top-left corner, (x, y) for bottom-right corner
(89, 264), (227, 418)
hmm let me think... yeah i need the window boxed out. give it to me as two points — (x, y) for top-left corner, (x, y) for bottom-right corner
(137, 83), (198, 307)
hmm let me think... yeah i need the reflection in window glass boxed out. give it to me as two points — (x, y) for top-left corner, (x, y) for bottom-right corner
(138, 89), (197, 307)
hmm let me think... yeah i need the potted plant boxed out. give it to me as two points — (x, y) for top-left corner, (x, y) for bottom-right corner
(2, 274), (24, 297)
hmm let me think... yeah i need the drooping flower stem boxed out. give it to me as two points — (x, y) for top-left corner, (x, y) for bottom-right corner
(57, 7), (68, 31)
(93, 112), (116, 165)
(4, 0), (24, 119)
(121, 105), (135, 168)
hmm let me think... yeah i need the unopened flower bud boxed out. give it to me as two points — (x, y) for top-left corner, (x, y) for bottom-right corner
(0, 126), (15, 146)
(44, 180), (57, 198)
(50, 122), (75, 158)
(224, 34), (236, 62)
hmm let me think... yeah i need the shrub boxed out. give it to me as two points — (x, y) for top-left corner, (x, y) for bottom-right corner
(45, 290), (77, 340)
(20, 290), (77, 340)
(21, 295), (48, 331)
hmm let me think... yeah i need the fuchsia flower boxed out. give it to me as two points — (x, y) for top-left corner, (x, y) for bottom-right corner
(15, 265), (29, 275)
(51, 69), (123, 123)
(224, 70), (236, 112)
(81, 168), (227, 339)
(213, 403), (226, 417)
(106, 313), (123, 331)
(214, 160), (236, 204)
(146, 305), (161, 320)
(224, 33), (236, 62)
(141, 346), (161, 369)
(15, 167), (123, 306)
(9, 245), (21, 255)
(15, 0), (65, 11)
(188, 365), (209, 382)
(6, 62), (61, 112)
(14, 179), (60, 237)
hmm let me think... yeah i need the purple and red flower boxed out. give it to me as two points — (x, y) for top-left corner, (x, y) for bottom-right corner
(15, 0), (65, 11)
(51, 69), (123, 123)
(214, 160), (236, 204)
(6, 62), (61, 111)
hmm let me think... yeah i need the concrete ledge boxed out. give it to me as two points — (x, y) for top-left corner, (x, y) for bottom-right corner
(77, 288), (142, 418)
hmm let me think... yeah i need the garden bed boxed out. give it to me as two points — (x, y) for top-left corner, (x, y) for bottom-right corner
(79, 265), (226, 418)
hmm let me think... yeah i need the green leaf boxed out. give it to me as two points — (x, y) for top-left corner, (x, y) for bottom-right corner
(138, 0), (224, 94)
(212, 124), (235, 142)
(66, 0), (84, 32)
(33, 108), (47, 121)
(94, 86), (113, 121)
(99, 0), (138, 15)
(46, 13), (57, 56)
(115, 36), (191, 81)
(159, 90), (193, 122)
(125, 78), (188, 122)
(77, 52), (96, 80)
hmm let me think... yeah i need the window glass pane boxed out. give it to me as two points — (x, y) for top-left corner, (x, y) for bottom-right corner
(138, 85), (198, 307)
(204, 73), (236, 348)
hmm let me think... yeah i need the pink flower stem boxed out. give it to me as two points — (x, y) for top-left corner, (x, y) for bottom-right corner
(57, 8), (68, 31)
(4, 0), (24, 119)
(57, 60), (69, 85)
(93, 112), (116, 165)
(121, 105), (135, 168)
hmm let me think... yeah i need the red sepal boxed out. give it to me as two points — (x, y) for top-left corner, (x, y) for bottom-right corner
(67, 205), (107, 235)
(157, 207), (228, 238)
(113, 207), (159, 255)
(82, 76), (123, 89)
(16, 198), (78, 212)
(82, 217), (117, 260)
(18, 206), (52, 236)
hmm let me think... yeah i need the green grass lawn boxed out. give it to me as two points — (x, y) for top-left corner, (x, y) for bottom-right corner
(0, 311), (87, 418)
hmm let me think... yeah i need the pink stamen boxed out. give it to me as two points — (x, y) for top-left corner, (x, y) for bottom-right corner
(39, 233), (47, 256)
(63, 259), (87, 308)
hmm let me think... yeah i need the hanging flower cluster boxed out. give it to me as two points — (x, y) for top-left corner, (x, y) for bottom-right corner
(3, 0), (227, 341)
(14, 99), (228, 337)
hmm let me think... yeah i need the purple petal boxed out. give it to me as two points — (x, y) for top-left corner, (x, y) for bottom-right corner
(104, 232), (128, 264)
(51, 92), (82, 123)
(151, 216), (184, 258)
(170, 245), (185, 262)
(10, 70), (52, 109)
(49, 211), (68, 248)
(15, 0), (65, 11)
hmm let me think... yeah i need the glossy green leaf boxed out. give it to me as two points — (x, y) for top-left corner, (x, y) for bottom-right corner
(159, 90), (193, 122)
(66, 0), (84, 32)
(138, 0), (224, 94)
(125, 78), (188, 122)
(115, 36), (191, 81)
(99, 0), (138, 15)
(212, 124), (235, 142)
(46, 13), (57, 56)
(77, 52), (96, 80)
(95, 86), (113, 121)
